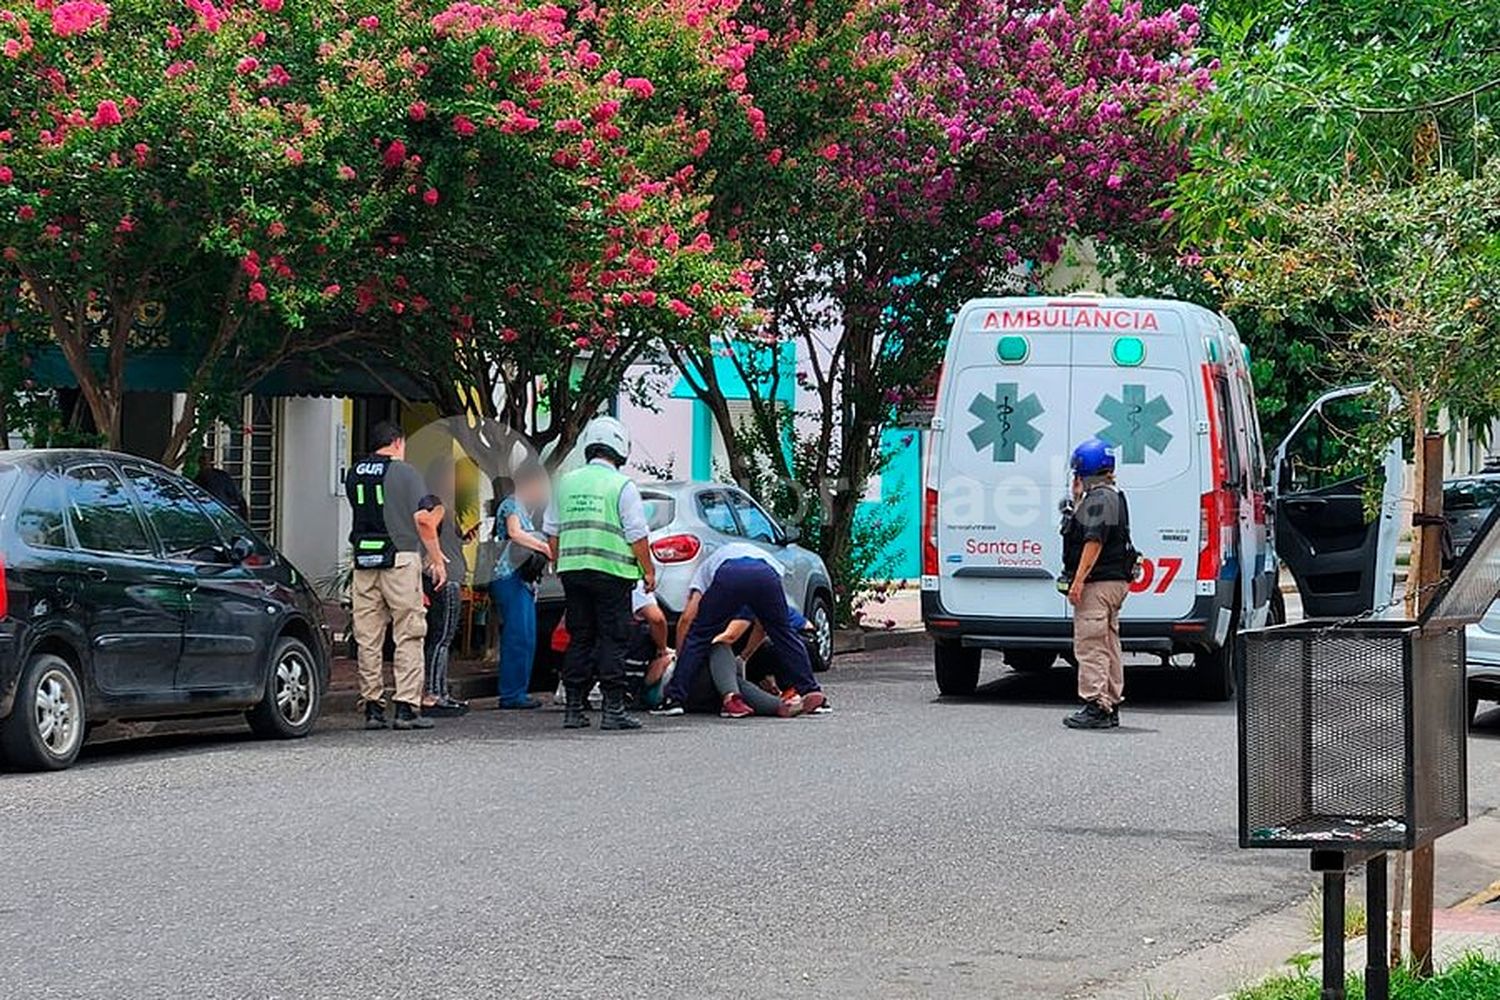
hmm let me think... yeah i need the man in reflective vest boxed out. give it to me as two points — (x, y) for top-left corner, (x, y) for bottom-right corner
(345, 420), (448, 731)
(545, 415), (656, 730)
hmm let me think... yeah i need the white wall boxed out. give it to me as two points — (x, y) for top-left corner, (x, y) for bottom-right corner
(276, 397), (350, 585)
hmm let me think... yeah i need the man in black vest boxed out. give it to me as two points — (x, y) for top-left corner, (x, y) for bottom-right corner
(346, 421), (446, 730)
(1061, 437), (1134, 730)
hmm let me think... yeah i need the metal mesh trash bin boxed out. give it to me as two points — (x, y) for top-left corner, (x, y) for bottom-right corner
(1238, 503), (1500, 852)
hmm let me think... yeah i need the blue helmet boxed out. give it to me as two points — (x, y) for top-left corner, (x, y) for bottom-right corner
(1071, 438), (1116, 477)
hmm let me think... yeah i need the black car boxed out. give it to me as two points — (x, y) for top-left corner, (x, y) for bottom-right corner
(0, 450), (332, 771)
(1444, 473), (1500, 559)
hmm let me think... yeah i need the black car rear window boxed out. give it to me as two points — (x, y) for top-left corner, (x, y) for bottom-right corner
(1444, 479), (1500, 511)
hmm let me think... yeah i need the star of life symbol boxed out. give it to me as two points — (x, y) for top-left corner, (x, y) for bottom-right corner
(968, 383), (1043, 463)
(1096, 384), (1173, 464)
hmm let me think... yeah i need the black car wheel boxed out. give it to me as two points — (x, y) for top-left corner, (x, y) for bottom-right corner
(934, 641), (981, 696)
(807, 592), (834, 673)
(0, 653), (87, 771)
(247, 636), (321, 739)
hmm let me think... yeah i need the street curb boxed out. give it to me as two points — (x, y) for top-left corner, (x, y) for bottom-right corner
(835, 627), (929, 654)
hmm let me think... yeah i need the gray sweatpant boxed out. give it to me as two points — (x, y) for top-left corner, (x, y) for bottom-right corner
(708, 645), (785, 716)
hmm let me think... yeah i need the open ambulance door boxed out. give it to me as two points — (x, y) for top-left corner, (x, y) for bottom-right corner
(1271, 385), (1403, 620)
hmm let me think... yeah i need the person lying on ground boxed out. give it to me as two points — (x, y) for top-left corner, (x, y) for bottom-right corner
(728, 606), (830, 715)
(554, 581), (675, 707)
(655, 542), (821, 716)
(703, 618), (803, 719)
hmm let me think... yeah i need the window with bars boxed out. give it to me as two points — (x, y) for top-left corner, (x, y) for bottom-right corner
(204, 396), (279, 543)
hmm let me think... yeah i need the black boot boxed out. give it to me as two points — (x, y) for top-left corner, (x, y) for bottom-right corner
(563, 686), (591, 729)
(393, 702), (435, 730)
(364, 702), (389, 730)
(600, 687), (642, 731)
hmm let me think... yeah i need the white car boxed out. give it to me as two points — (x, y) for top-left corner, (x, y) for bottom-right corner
(1467, 600), (1500, 725)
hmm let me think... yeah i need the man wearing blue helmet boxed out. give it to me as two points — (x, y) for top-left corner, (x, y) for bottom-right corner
(1060, 437), (1137, 729)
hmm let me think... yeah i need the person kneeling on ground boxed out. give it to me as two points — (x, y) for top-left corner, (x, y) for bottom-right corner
(654, 541), (825, 717)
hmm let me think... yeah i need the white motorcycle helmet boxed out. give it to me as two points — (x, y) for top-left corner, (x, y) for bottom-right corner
(579, 415), (631, 464)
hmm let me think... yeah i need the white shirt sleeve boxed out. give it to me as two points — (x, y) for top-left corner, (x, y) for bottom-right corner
(542, 497), (560, 537)
(617, 480), (649, 544)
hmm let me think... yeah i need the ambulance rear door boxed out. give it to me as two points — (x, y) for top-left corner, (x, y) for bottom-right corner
(934, 303), (1072, 620)
(1067, 304), (1200, 621)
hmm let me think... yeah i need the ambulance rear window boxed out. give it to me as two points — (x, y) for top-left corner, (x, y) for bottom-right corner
(1214, 378), (1243, 486)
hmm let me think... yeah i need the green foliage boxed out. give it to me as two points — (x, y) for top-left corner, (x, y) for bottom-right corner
(1230, 953), (1500, 1000)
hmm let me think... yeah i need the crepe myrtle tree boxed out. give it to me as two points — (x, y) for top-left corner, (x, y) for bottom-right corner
(670, 0), (1209, 613)
(344, 0), (757, 464)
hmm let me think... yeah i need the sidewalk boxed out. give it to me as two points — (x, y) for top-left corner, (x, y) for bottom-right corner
(1084, 812), (1500, 1000)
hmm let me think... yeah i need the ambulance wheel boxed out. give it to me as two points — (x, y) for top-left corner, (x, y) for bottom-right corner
(1005, 649), (1056, 673)
(1193, 640), (1237, 702)
(934, 642), (981, 696)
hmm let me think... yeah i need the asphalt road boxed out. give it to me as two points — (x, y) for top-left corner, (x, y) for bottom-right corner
(4, 647), (1499, 1000)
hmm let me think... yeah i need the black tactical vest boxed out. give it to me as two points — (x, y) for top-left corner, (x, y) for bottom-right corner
(346, 456), (396, 569)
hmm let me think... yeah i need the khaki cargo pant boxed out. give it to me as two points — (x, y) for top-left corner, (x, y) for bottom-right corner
(352, 551), (427, 708)
(1074, 580), (1129, 711)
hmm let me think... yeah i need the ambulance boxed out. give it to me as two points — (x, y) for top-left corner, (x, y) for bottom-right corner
(921, 295), (1279, 700)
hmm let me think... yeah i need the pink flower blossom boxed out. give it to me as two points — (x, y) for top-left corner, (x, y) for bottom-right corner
(115, 216), (134, 234)
(357, 15), (379, 30)
(637, 289), (657, 307)
(260, 0), (283, 10)
(50, 0), (109, 38)
(819, 142), (840, 161)
(612, 192), (643, 213)
(236, 56), (260, 75)
(408, 101), (428, 121)
(3, 39), (21, 59)
(265, 64), (291, 87)
(0, 166), (11, 184)
(165, 60), (195, 78)
(247, 282), (268, 303)
(422, 187), (439, 206)
(284, 146), (303, 165)
(89, 100), (122, 128)
(17, 205), (35, 222)
(668, 299), (694, 319)
(452, 115), (475, 137)
(382, 140), (407, 169)
(622, 77), (655, 99)
(322, 284), (341, 297)
(165, 24), (183, 49)
(337, 164), (357, 181)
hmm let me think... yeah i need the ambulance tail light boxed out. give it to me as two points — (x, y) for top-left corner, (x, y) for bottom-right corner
(922, 487), (939, 576)
(651, 534), (701, 563)
(1197, 492), (1221, 581)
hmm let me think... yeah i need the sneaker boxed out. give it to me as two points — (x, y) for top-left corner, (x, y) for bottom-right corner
(426, 698), (469, 718)
(650, 699), (685, 717)
(364, 703), (389, 730)
(393, 703), (435, 730)
(800, 691), (827, 715)
(1063, 702), (1114, 730)
(778, 695), (804, 718)
(720, 693), (754, 719)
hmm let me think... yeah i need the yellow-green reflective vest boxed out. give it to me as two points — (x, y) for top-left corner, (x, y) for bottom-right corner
(555, 463), (641, 579)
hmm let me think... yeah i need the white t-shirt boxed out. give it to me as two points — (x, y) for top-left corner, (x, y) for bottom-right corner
(688, 542), (784, 595)
(631, 582), (657, 616)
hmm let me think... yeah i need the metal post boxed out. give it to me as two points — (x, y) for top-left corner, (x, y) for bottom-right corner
(1366, 854), (1390, 1000)
(1323, 870), (1346, 1000)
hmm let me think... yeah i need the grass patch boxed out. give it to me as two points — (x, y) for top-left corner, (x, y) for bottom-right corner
(1231, 954), (1500, 999)
(1305, 889), (1369, 940)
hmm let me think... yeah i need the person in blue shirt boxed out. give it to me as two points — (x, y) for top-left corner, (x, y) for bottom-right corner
(491, 462), (552, 709)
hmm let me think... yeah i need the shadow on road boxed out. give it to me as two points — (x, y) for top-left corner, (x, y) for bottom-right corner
(939, 657), (1239, 717)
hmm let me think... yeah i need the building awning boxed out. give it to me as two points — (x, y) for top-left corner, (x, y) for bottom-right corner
(26, 345), (431, 401)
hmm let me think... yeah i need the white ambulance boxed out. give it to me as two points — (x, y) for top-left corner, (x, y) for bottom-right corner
(921, 295), (1279, 699)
